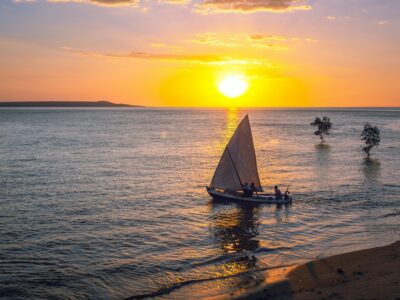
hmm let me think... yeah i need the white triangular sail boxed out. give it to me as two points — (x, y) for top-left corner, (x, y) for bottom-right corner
(211, 115), (263, 192)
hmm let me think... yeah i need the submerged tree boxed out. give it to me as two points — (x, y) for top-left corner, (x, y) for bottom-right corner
(310, 116), (332, 143)
(361, 123), (380, 157)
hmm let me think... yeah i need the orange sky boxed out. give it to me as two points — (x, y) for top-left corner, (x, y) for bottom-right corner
(0, 0), (399, 107)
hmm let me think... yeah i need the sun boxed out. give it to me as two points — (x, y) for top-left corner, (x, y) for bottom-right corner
(218, 75), (248, 98)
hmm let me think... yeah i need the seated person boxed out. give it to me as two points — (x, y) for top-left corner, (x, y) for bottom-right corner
(274, 185), (283, 199)
(250, 182), (258, 195)
(284, 189), (290, 201)
(243, 182), (254, 197)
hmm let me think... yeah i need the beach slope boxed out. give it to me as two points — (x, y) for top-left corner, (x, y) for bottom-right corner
(238, 241), (400, 300)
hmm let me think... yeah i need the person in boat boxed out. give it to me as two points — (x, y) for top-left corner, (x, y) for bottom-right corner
(274, 185), (283, 199)
(243, 182), (254, 197)
(251, 182), (258, 195)
(284, 188), (290, 201)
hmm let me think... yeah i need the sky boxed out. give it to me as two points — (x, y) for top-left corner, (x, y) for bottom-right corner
(0, 0), (399, 107)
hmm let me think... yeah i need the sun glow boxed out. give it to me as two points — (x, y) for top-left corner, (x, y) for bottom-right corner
(218, 75), (249, 98)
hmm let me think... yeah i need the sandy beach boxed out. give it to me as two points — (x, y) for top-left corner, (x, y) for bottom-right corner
(236, 241), (400, 300)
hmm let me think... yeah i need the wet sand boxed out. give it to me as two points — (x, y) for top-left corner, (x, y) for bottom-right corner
(235, 241), (400, 300)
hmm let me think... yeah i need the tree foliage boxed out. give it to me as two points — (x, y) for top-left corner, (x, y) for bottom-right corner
(310, 116), (332, 142)
(361, 123), (380, 157)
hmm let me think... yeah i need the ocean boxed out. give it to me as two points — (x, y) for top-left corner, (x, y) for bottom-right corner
(0, 108), (399, 299)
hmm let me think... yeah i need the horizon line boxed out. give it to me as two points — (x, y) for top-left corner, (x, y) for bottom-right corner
(0, 101), (399, 109)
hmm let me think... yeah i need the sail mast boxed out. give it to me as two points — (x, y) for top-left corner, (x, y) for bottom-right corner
(226, 148), (243, 187)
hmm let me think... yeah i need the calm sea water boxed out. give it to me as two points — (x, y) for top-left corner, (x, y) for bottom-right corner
(0, 108), (399, 299)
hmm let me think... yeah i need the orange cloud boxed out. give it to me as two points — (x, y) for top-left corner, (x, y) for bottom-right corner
(190, 32), (290, 51)
(61, 47), (273, 66)
(248, 34), (286, 41)
(17, 0), (311, 12)
(161, 0), (189, 4)
(188, 32), (316, 51)
(47, 0), (138, 6)
(195, 0), (311, 14)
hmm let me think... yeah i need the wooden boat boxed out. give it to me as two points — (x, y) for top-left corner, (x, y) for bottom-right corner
(206, 115), (292, 205)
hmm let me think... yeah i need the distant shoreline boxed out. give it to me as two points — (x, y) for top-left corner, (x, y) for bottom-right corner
(0, 101), (142, 108)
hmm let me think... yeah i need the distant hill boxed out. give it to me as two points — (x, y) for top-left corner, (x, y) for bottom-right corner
(0, 101), (142, 107)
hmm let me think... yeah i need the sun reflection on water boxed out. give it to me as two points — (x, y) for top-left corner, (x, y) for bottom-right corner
(222, 108), (239, 147)
(208, 108), (240, 162)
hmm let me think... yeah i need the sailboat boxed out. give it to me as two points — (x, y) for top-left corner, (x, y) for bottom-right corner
(206, 115), (292, 204)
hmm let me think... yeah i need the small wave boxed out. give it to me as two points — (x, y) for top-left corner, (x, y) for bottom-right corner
(382, 211), (400, 218)
(0, 287), (29, 298)
(259, 123), (294, 127)
(184, 254), (232, 269)
(255, 246), (292, 254)
(385, 121), (400, 132)
(173, 252), (260, 272)
(124, 276), (237, 299)
(123, 264), (293, 300)
(383, 184), (400, 189)
(0, 260), (56, 267)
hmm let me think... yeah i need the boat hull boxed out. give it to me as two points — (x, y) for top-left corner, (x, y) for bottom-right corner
(206, 187), (292, 205)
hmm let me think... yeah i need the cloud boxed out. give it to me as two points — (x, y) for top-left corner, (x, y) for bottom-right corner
(191, 33), (242, 48)
(161, 0), (189, 4)
(374, 20), (389, 26)
(149, 42), (184, 51)
(188, 32), (316, 50)
(190, 32), (290, 50)
(195, 0), (311, 14)
(248, 34), (286, 41)
(47, 0), (138, 6)
(61, 47), (272, 65)
(324, 15), (351, 22)
(14, 0), (311, 12)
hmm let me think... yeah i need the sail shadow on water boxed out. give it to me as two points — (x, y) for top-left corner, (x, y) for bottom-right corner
(210, 204), (261, 254)
(207, 202), (291, 289)
(208, 203), (264, 284)
(202, 203), (272, 292)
